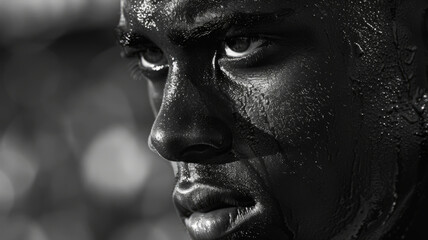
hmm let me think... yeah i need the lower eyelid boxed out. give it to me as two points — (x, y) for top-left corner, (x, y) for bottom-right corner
(218, 43), (283, 69)
(138, 55), (168, 70)
(223, 41), (272, 61)
(131, 62), (168, 80)
(140, 59), (167, 71)
(225, 40), (265, 58)
(140, 64), (169, 73)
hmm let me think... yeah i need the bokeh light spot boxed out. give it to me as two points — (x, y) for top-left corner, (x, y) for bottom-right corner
(0, 125), (39, 198)
(82, 126), (151, 200)
(0, 169), (15, 215)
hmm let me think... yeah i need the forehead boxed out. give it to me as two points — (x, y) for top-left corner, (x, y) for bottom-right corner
(124, 0), (294, 16)
(120, 0), (388, 31)
(121, 0), (300, 30)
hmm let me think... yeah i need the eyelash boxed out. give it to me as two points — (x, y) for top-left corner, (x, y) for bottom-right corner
(128, 60), (147, 81)
(127, 59), (167, 82)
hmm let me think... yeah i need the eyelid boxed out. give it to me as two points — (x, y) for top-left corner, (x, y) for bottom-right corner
(120, 47), (140, 58)
(218, 38), (283, 69)
(120, 41), (161, 58)
(121, 42), (168, 71)
(122, 44), (169, 80)
(139, 52), (168, 71)
(224, 38), (267, 58)
(221, 36), (273, 61)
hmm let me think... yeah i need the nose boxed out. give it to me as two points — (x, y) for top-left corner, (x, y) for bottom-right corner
(148, 70), (232, 163)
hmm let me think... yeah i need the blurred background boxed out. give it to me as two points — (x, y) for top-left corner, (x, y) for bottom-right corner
(0, 1), (188, 239)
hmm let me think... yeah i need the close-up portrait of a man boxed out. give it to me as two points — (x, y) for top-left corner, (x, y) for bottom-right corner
(116, 0), (428, 239)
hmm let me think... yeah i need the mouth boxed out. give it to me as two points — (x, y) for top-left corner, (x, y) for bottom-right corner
(173, 183), (259, 240)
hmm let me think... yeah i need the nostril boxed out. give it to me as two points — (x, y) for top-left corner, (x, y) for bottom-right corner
(180, 144), (218, 158)
(150, 115), (233, 163)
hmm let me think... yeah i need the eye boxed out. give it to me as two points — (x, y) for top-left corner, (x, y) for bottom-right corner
(138, 47), (168, 71)
(224, 37), (266, 58)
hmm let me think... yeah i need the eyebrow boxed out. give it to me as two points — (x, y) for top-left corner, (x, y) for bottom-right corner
(115, 26), (150, 49)
(169, 8), (295, 46)
(115, 8), (295, 48)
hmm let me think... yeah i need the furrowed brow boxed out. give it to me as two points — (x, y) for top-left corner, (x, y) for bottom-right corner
(168, 8), (295, 47)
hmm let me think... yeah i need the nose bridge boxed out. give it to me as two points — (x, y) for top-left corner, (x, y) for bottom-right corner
(149, 61), (232, 162)
(160, 60), (210, 127)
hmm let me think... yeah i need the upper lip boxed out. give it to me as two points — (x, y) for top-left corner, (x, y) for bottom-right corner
(173, 183), (255, 218)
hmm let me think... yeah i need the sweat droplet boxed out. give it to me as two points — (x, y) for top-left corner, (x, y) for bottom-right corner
(353, 43), (364, 58)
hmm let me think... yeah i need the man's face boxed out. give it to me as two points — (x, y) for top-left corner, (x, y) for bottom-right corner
(118, 0), (427, 239)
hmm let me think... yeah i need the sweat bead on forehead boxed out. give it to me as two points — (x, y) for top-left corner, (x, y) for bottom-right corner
(118, 0), (428, 239)
(122, 0), (302, 34)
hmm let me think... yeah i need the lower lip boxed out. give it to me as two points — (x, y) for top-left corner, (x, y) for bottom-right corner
(184, 206), (256, 240)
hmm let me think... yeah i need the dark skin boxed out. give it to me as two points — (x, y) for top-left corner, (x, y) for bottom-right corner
(117, 0), (428, 239)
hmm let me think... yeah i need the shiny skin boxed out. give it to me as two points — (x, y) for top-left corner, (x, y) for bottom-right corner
(118, 0), (428, 239)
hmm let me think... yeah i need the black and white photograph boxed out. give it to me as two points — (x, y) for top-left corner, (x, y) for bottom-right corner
(0, 0), (427, 239)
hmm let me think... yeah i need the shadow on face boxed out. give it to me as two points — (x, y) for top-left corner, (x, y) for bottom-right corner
(118, 0), (428, 239)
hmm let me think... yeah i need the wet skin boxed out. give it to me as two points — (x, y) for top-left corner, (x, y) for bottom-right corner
(117, 0), (428, 239)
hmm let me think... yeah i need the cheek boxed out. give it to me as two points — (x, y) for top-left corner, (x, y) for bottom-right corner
(261, 59), (342, 194)
(223, 54), (361, 237)
(266, 67), (334, 148)
(225, 54), (336, 155)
